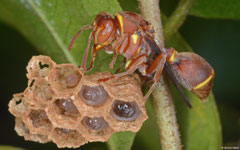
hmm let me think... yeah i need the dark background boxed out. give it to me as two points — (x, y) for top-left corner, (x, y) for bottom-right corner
(0, 0), (240, 149)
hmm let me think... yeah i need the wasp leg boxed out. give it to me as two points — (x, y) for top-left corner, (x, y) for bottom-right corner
(103, 45), (118, 69)
(81, 32), (93, 71)
(113, 34), (129, 53)
(107, 34), (129, 70)
(86, 46), (97, 72)
(144, 53), (166, 101)
(109, 52), (117, 69)
(114, 58), (126, 73)
(68, 25), (93, 51)
(98, 55), (147, 82)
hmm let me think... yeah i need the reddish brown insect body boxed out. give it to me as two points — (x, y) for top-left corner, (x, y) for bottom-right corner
(68, 11), (214, 107)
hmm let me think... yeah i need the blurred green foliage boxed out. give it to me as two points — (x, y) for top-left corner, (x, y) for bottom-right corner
(0, 0), (239, 150)
(0, 145), (25, 150)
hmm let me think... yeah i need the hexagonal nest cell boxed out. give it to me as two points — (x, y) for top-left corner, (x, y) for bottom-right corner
(15, 118), (50, 143)
(78, 116), (114, 142)
(26, 78), (55, 108)
(26, 55), (56, 79)
(8, 93), (30, 118)
(51, 128), (86, 148)
(46, 98), (81, 129)
(78, 85), (109, 106)
(48, 64), (83, 96)
(24, 109), (53, 135)
(8, 55), (148, 148)
(110, 100), (141, 121)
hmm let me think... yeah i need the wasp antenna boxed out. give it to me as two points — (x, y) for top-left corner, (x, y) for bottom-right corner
(68, 25), (93, 51)
(165, 64), (192, 108)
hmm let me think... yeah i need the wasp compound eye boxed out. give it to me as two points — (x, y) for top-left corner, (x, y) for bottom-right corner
(82, 116), (109, 131)
(110, 100), (140, 121)
(78, 85), (108, 106)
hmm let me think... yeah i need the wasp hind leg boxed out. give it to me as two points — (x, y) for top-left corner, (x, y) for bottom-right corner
(98, 55), (147, 82)
(144, 53), (166, 101)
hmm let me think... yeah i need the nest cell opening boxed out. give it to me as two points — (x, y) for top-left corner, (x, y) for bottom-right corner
(78, 85), (108, 106)
(9, 93), (30, 117)
(27, 56), (55, 78)
(110, 100), (140, 121)
(15, 118), (30, 135)
(28, 109), (52, 131)
(55, 98), (80, 117)
(81, 116), (109, 131)
(51, 65), (82, 93)
(52, 128), (86, 148)
(30, 79), (54, 103)
(15, 117), (50, 143)
(65, 73), (80, 88)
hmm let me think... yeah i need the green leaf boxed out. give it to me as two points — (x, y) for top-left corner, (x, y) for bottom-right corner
(190, 0), (240, 19)
(0, 0), (121, 65)
(0, 145), (25, 150)
(0, 1), (135, 150)
(133, 100), (161, 150)
(0, 0), (222, 150)
(107, 132), (136, 150)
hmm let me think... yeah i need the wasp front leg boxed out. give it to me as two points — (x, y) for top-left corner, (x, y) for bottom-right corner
(86, 46), (97, 72)
(107, 33), (130, 69)
(103, 45), (118, 69)
(81, 32), (93, 71)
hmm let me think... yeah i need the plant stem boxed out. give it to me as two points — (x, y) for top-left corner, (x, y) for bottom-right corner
(138, 0), (164, 49)
(138, 0), (182, 150)
(151, 81), (182, 150)
(164, 0), (194, 42)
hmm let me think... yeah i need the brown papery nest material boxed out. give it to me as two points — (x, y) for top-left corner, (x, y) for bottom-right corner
(8, 55), (148, 148)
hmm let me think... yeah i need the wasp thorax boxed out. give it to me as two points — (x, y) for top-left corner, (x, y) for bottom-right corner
(82, 116), (109, 131)
(111, 100), (140, 121)
(78, 85), (108, 106)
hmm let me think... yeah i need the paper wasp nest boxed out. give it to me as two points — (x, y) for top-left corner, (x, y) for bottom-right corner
(8, 55), (147, 148)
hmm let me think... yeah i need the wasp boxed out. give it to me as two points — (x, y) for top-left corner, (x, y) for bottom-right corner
(68, 11), (214, 108)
